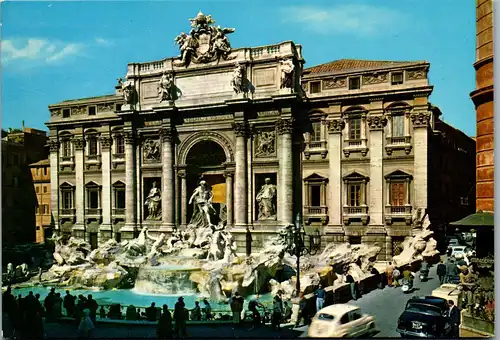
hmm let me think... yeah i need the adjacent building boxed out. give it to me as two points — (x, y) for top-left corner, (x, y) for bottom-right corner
(2, 127), (49, 245)
(45, 12), (475, 259)
(30, 159), (52, 243)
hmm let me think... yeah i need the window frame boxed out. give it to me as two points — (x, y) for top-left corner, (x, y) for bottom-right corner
(310, 121), (322, 143)
(391, 72), (404, 85)
(348, 115), (362, 140)
(60, 183), (75, 210)
(62, 108), (71, 118)
(343, 172), (369, 208)
(85, 182), (101, 210)
(88, 105), (97, 116)
(391, 114), (405, 138)
(114, 134), (125, 155)
(309, 81), (321, 94)
(384, 170), (413, 207)
(113, 181), (126, 210)
(348, 76), (361, 90)
(87, 135), (99, 156)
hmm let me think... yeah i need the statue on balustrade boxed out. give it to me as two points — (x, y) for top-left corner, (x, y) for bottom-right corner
(117, 78), (135, 104)
(158, 71), (175, 102)
(279, 58), (295, 89)
(256, 178), (277, 220)
(188, 180), (217, 228)
(144, 182), (162, 220)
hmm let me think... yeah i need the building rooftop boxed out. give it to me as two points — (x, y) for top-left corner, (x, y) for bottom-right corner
(304, 59), (428, 75)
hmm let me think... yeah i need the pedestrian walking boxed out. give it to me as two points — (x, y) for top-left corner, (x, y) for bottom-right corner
(315, 284), (326, 312)
(294, 293), (307, 328)
(230, 292), (244, 328)
(345, 274), (357, 300)
(283, 301), (292, 323)
(392, 267), (401, 287)
(78, 308), (95, 339)
(437, 259), (447, 284)
(448, 300), (460, 338)
(174, 297), (187, 338)
(157, 304), (173, 339)
(446, 258), (459, 283)
(385, 262), (395, 287)
(271, 295), (283, 330)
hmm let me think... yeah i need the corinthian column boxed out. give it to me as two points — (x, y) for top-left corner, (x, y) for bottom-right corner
(177, 168), (187, 228)
(73, 137), (86, 236)
(277, 118), (294, 226)
(99, 135), (113, 242)
(122, 131), (137, 234)
(224, 170), (234, 227)
(367, 115), (387, 227)
(160, 128), (175, 230)
(411, 111), (431, 209)
(233, 122), (248, 228)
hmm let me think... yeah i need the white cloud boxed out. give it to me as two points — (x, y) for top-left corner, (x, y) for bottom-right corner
(2, 38), (84, 65)
(95, 37), (112, 46)
(281, 4), (408, 36)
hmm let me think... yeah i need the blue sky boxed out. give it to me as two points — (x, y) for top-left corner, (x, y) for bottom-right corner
(1, 0), (476, 136)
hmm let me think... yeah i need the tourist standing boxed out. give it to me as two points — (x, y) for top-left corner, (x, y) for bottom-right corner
(271, 295), (283, 330)
(230, 292), (244, 327)
(248, 294), (264, 326)
(392, 267), (401, 287)
(174, 297), (187, 338)
(86, 295), (98, 323)
(53, 292), (63, 319)
(315, 284), (326, 312)
(437, 260), (447, 284)
(448, 300), (460, 338)
(63, 290), (76, 317)
(99, 306), (106, 319)
(283, 301), (292, 323)
(202, 298), (212, 321)
(446, 258), (459, 283)
(146, 302), (158, 321)
(157, 304), (173, 339)
(191, 301), (201, 321)
(78, 308), (95, 339)
(294, 293), (307, 328)
(44, 288), (56, 321)
(385, 262), (395, 287)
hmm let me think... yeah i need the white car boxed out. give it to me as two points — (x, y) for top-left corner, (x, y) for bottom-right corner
(308, 304), (376, 338)
(451, 246), (467, 258)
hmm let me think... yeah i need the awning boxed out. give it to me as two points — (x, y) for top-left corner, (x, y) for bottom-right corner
(449, 211), (494, 227)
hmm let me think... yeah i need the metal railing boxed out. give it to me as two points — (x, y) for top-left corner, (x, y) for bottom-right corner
(343, 206), (368, 215)
(305, 206), (328, 215)
(387, 136), (411, 145)
(386, 205), (412, 214)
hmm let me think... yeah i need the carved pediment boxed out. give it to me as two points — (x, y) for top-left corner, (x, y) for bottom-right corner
(384, 170), (413, 180)
(304, 173), (328, 183)
(342, 171), (369, 181)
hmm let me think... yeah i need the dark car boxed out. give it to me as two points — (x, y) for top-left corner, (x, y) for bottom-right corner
(405, 296), (449, 317)
(397, 297), (452, 338)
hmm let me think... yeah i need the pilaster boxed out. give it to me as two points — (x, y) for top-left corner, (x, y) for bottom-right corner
(48, 139), (60, 233)
(73, 137), (86, 236)
(367, 114), (387, 229)
(411, 111), (431, 209)
(326, 118), (345, 231)
(160, 128), (175, 230)
(224, 169), (234, 227)
(177, 166), (187, 228)
(99, 135), (113, 240)
(277, 118), (294, 226)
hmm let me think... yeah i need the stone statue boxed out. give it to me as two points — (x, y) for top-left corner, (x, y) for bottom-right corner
(7, 263), (14, 280)
(255, 131), (275, 157)
(230, 62), (246, 94)
(143, 139), (160, 162)
(146, 231), (167, 259)
(144, 182), (161, 220)
(279, 58), (295, 89)
(117, 78), (135, 104)
(256, 178), (277, 220)
(174, 12), (235, 66)
(188, 180), (217, 228)
(158, 71), (175, 102)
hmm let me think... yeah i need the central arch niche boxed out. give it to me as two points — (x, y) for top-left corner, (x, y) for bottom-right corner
(185, 140), (227, 226)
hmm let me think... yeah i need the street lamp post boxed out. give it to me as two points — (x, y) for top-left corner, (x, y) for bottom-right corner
(286, 213), (321, 297)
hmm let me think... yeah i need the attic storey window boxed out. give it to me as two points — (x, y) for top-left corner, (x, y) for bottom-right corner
(62, 109), (70, 118)
(391, 72), (404, 85)
(348, 77), (360, 90)
(310, 81), (321, 94)
(88, 106), (97, 116)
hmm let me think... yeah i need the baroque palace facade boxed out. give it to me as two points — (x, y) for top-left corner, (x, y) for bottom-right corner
(46, 12), (475, 259)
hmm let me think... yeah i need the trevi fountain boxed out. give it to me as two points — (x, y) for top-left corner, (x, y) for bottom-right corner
(6, 179), (439, 316)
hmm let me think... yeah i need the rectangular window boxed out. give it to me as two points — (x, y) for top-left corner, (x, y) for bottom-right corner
(115, 135), (125, 154)
(88, 106), (97, 116)
(350, 236), (362, 245)
(36, 168), (40, 176)
(35, 206), (39, 214)
(115, 104), (122, 112)
(349, 117), (361, 140)
(115, 188), (126, 209)
(309, 81), (321, 94)
(36, 186), (40, 193)
(62, 140), (71, 157)
(391, 182), (405, 206)
(348, 77), (360, 90)
(310, 185), (321, 207)
(88, 190), (99, 209)
(310, 121), (322, 142)
(88, 137), (98, 156)
(392, 115), (405, 137)
(44, 167), (48, 176)
(62, 190), (73, 209)
(391, 72), (404, 85)
(40, 205), (46, 214)
(348, 184), (362, 206)
(62, 109), (70, 118)
(43, 186), (48, 193)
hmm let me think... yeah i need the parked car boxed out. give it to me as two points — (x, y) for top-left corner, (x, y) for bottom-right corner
(397, 300), (452, 338)
(405, 296), (449, 317)
(450, 245), (468, 258)
(308, 304), (376, 338)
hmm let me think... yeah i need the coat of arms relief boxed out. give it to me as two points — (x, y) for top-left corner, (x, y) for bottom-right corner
(174, 11), (236, 67)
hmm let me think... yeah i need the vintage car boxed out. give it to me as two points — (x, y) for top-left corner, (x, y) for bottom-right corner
(308, 304), (376, 338)
(397, 297), (452, 338)
(431, 284), (462, 308)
